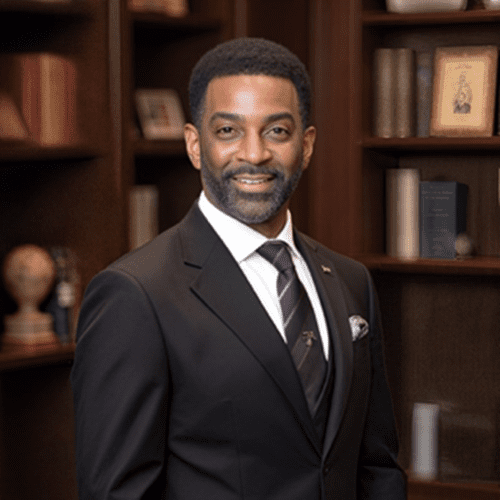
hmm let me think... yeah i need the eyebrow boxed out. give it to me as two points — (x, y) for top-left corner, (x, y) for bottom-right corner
(208, 111), (296, 126)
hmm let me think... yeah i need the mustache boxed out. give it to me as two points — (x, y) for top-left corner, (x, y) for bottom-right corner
(221, 164), (285, 182)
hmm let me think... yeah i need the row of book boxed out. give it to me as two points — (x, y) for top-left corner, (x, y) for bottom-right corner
(0, 52), (78, 146)
(373, 48), (431, 138)
(386, 169), (468, 260)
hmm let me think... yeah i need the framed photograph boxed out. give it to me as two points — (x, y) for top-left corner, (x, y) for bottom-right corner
(135, 89), (185, 140)
(430, 45), (498, 137)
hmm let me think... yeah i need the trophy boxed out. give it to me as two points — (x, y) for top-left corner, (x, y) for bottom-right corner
(3, 244), (59, 346)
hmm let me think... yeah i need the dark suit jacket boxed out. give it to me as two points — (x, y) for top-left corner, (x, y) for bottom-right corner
(71, 202), (406, 500)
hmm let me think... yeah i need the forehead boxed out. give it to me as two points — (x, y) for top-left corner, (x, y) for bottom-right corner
(204, 74), (300, 120)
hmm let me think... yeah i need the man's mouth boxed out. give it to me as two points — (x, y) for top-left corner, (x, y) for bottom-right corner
(232, 174), (275, 191)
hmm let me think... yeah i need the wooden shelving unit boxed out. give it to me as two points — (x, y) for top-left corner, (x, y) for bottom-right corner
(0, 0), (124, 497)
(308, 0), (500, 497)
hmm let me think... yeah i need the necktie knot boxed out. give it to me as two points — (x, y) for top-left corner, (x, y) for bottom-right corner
(257, 242), (294, 274)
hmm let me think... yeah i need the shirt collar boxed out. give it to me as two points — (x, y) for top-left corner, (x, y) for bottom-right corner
(198, 191), (299, 263)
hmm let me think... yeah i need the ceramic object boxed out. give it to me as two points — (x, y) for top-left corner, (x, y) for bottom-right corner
(3, 244), (58, 345)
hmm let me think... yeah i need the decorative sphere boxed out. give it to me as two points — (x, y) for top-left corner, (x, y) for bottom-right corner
(455, 233), (474, 258)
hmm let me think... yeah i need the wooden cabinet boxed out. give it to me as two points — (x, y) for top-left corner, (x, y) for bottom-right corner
(308, 0), (500, 497)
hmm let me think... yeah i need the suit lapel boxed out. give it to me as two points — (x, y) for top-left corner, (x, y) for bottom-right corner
(178, 205), (321, 452)
(295, 233), (354, 459)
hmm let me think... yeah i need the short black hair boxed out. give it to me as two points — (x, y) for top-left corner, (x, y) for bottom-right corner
(188, 37), (312, 129)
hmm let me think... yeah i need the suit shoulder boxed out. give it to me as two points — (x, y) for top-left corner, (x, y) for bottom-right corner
(108, 223), (183, 283)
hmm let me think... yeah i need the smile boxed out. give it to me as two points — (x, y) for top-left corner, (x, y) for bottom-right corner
(236, 177), (271, 184)
(232, 175), (275, 191)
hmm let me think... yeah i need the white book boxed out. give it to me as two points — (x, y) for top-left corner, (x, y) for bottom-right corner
(386, 168), (420, 259)
(411, 403), (440, 481)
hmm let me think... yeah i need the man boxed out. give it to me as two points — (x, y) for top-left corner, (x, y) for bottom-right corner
(71, 38), (406, 499)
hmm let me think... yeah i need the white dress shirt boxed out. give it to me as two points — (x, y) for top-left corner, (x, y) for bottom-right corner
(198, 192), (330, 360)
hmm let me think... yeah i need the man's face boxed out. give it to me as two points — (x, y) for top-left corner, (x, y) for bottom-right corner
(185, 74), (316, 235)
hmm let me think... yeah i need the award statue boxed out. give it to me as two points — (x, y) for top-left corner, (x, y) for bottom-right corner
(3, 244), (59, 346)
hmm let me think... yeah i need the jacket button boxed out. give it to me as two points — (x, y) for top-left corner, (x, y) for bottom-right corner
(323, 465), (330, 475)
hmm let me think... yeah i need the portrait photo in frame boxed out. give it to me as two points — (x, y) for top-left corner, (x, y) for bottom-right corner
(135, 89), (185, 140)
(430, 45), (498, 137)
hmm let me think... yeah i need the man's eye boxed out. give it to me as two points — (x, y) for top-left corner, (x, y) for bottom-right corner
(217, 126), (235, 136)
(268, 127), (290, 139)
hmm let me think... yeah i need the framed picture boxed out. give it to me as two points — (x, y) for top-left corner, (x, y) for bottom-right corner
(135, 89), (185, 140)
(430, 45), (498, 137)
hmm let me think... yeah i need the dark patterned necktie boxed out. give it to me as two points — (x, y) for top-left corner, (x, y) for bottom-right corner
(257, 242), (327, 415)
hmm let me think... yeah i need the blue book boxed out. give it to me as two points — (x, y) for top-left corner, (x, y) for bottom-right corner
(420, 181), (468, 259)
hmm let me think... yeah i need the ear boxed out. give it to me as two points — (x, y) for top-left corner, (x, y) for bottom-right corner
(184, 123), (201, 170)
(301, 126), (316, 170)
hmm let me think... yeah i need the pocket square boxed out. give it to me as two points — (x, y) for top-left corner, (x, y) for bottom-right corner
(349, 315), (369, 341)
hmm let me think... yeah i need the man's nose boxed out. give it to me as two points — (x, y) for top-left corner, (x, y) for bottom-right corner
(236, 131), (272, 165)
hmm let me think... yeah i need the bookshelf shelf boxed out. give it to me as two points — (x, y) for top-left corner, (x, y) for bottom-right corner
(134, 138), (187, 158)
(363, 136), (500, 153)
(363, 8), (500, 26)
(0, 342), (74, 372)
(0, 0), (92, 17)
(132, 10), (222, 33)
(408, 477), (500, 500)
(357, 254), (500, 276)
(0, 143), (102, 163)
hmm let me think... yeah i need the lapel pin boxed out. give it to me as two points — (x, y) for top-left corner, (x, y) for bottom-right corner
(321, 265), (331, 274)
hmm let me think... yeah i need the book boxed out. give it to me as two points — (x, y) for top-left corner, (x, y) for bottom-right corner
(420, 181), (468, 259)
(129, 185), (159, 250)
(373, 48), (395, 138)
(394, 48), (415, 138)
(20, 53), (78, 146)
(0, 92), (29, 141)
(416, 52), (433, 137)
(373, 47), (415, 138)
(386, 168), (420, 260)
(411, 403), (439, 481)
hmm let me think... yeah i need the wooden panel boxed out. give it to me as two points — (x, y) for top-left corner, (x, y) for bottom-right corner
(308, 0), (364, 255)
(375, 271), (500, 481)
(0, 365), (77, 500)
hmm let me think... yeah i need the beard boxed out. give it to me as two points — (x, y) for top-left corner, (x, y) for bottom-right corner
(199, 153), (304, 225)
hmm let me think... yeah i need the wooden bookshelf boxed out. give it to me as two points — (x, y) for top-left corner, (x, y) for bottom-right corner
(0, 0), (122, 498)
(307, 0), (500, 497)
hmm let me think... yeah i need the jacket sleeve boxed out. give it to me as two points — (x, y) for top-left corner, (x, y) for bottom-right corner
(357, 266), (407, 499)
(71, 268), (168, 500)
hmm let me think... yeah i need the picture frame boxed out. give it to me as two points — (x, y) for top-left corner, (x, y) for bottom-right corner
(135, 89), (185, 140)
(430, 45), (498, 137)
